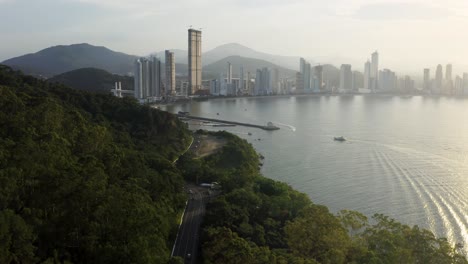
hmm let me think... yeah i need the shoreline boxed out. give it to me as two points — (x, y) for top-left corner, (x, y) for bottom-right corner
(152, 92), (468, 107)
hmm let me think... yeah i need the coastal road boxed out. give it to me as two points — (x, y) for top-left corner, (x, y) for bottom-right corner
(172, 187), (206, 263)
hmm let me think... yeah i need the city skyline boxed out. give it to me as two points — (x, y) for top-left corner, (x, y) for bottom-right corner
(2, 0), (468, 74)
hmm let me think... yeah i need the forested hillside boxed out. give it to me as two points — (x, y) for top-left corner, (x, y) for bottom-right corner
(1, 66), (467, 264)
(0, 65), (191, 263)
(48, 68), (134, 94)
(178, 131), (468, 264)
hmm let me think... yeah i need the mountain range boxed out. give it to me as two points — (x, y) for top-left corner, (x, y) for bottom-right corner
(2, 44), (137, 78)
(1, 43), (344, 92)
(153, 43), (300, 70)
(2, 43), (302, 78)
(203, 55), (296, 80)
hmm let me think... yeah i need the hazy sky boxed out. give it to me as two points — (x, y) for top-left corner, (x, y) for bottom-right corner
(1, 0), (468, 74)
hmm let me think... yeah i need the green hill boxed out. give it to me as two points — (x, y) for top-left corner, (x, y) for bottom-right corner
(0, 65), (466, 264)
(2, 43), (137, 78)
(0, 65), (191, 263)
(48, 67), (134, 94)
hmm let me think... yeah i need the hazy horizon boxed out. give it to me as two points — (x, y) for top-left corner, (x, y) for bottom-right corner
(2, 0), (468, 75)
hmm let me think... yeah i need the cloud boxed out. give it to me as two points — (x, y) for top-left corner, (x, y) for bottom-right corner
(354, 2), (452, 20)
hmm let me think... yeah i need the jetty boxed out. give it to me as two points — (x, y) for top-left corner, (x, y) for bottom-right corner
(178, 114), (280, 131)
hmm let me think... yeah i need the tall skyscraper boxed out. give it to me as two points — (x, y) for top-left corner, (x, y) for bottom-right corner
(371, 51), (379, 91)
(339, 64), (352, 91)
(227, 62), (232, 84)
(296, 72), (303, 94)
(435, 64), (443, 93)
(304, 63), (311, 91)
(150, 56), (162, 97)
(134, 59), (143, 99)
(134, 57), (162, 100)
(314, 65), (323, 91)
(300, 58), (306, 91)
(445, 64), (453, 95)
(364, 60), (371, 90)
(165, 50), (175, 96)
(188, 29), (202, 95)
(239, 66), (244, 91)
(272, 68), (279, 94)
(423, 68), (430, 92)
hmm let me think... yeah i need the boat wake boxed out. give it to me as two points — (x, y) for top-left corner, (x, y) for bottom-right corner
(273, 122), (296, 131)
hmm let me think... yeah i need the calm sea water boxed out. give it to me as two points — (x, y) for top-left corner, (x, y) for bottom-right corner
(162, 95), (468, 253)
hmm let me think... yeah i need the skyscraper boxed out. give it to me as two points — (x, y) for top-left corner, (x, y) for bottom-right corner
(435, 64), (443, 93)
(423, 68), (430, 92)
(339, 64), (352, 91)
(239, 66), (244, 92)
(134, 57), (162, 100)
(314, 65), (323, 92)
(134, 59), (143, 99)
(272, 68), (279, 94)
(188, 29), (202, 95)
(300, 58), (306, 91)
(304, 63), (311, 91)
(150, 56), (162, 97)
(364, 60), (371, 90)
(165, 50), (175, 96)
(227, 62), (232, 84)
(371, 51), (379, 91)
(445, 64), (453, 95)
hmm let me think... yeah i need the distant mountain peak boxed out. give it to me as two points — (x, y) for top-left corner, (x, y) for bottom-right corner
(2, 43), (137, 77)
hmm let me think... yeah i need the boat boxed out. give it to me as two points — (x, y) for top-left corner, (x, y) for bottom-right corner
(334, 136), (346, 142)
(247, 132), (252, 136)
(264, 122), (280, 131)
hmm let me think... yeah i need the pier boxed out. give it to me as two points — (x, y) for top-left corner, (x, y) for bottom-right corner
(178, 114), (280, 131)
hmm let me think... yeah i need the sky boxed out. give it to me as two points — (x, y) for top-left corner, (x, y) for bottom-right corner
(1, 0), (468, 74)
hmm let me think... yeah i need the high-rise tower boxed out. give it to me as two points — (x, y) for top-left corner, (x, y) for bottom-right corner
(239, 66), (244, 92)
(227, 62), (232, 84)
(435, 64), (443, 93)
(188, 29), (202, 95)
(339, 64), (352, 91)
(315, 65), (323, 91)
(364, 60), (371, 90)
(165, 50), (175, 96)
(423, 68), (430, 92)
(371, 51), (379, 91)
(134, 57), (161, 100)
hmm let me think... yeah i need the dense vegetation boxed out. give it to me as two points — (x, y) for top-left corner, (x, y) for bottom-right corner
(0, 65), (191, 263)
(178, 130), (468, 264)
(48, 68), (134, 94)
(1, 66), (466, 263)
